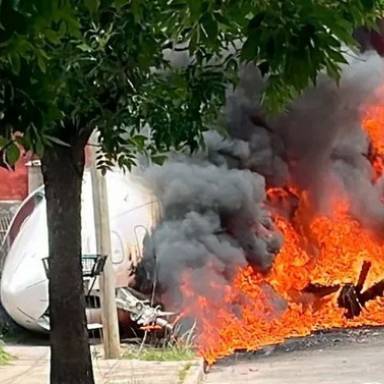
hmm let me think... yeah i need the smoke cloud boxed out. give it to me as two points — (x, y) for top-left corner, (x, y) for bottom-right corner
(135, 50), (384, 310)
(138, 159), (282, 305)
(225, 51), (384, 226)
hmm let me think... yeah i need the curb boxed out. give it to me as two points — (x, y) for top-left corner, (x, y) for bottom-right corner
(184, 358), (205, 384)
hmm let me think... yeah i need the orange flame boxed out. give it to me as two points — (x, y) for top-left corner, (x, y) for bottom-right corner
(181, 197), (384, 365)
(178, 88), (384, 365)
(362, 85), (384, 180)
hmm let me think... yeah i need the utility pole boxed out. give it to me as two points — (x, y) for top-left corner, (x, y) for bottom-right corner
(89, 131), (121, 359)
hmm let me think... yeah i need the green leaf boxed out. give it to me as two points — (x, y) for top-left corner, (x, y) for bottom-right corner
(84, 0), (100, 14)
(45, 29), (61, 44)
(77, 43), (92, 52)
(189, 27), (200, 53)
(45, 135), (70, 147)
(188, 0), (202, 20)
(36, 51), (47, 73)
(35, 139), (45, 158)
(131, 0), (142, 21)
(200, 13), (218, 42)
(0, 136), (7, 149)
(5, 143), (20, 165)
(10, 0), (22, 12)
(10, 54), (21, 75)
(151, 154), (167, 165)
(132, 134), (147, 148)
(327, 49), (348, 65)
(361, 0), (375, 10)
(247, 12), (266, 32)
(241, 37), (259, 61)
(113, 0), (128, 9)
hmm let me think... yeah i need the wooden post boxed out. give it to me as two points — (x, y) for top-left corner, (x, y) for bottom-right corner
(89, 131), (121, 359)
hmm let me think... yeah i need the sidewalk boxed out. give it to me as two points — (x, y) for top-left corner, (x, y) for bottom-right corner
(0, 345), (203, 384)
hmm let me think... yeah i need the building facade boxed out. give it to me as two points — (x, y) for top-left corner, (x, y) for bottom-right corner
(0, 160), (28, 202)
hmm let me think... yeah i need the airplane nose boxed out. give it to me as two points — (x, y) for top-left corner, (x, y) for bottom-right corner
(1, 255), (49, 330)
(1, 278), (49, 330)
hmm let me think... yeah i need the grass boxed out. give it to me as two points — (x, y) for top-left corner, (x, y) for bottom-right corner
(122, 345), (195, 384)
(0, 343), (10, 365)
(122, 321), (197, 362)
(178, 362), (192, 383)
(122, 345), (195, 361)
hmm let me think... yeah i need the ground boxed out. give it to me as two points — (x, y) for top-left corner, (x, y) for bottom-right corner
(204, 328), (384, 384)
(0, 339), (202, 384)
(1, 328), (384, 383)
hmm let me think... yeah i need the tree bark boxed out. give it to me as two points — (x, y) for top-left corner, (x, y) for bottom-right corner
(41, 141), (94, 384)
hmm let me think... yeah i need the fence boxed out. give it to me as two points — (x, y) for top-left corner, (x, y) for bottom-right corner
(0, 213), (12, 275)
(0, 214), (11, 245)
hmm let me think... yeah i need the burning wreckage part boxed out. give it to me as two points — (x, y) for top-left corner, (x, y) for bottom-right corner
(179, 204), (384, 365)
(81, 258), (176, 331)
(147, 204), (384, 365)
(116, 288), (175, 331)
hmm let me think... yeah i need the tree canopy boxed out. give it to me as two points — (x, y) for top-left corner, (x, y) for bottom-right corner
(0, 0), (383, 167)
(1, 2), (384, 383)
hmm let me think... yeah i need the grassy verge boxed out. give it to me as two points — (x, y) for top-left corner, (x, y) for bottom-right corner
(122, 345), (195, 361)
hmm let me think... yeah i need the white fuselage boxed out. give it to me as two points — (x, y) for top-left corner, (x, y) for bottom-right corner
(0, 170), (159, 332)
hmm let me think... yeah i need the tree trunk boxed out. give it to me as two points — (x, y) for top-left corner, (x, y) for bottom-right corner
(41, 142), (94, 384)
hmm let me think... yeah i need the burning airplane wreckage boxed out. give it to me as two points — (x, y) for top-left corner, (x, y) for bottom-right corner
(3, 49), (384, 365)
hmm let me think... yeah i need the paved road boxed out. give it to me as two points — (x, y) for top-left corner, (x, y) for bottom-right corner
(204, 332), (384, 384)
